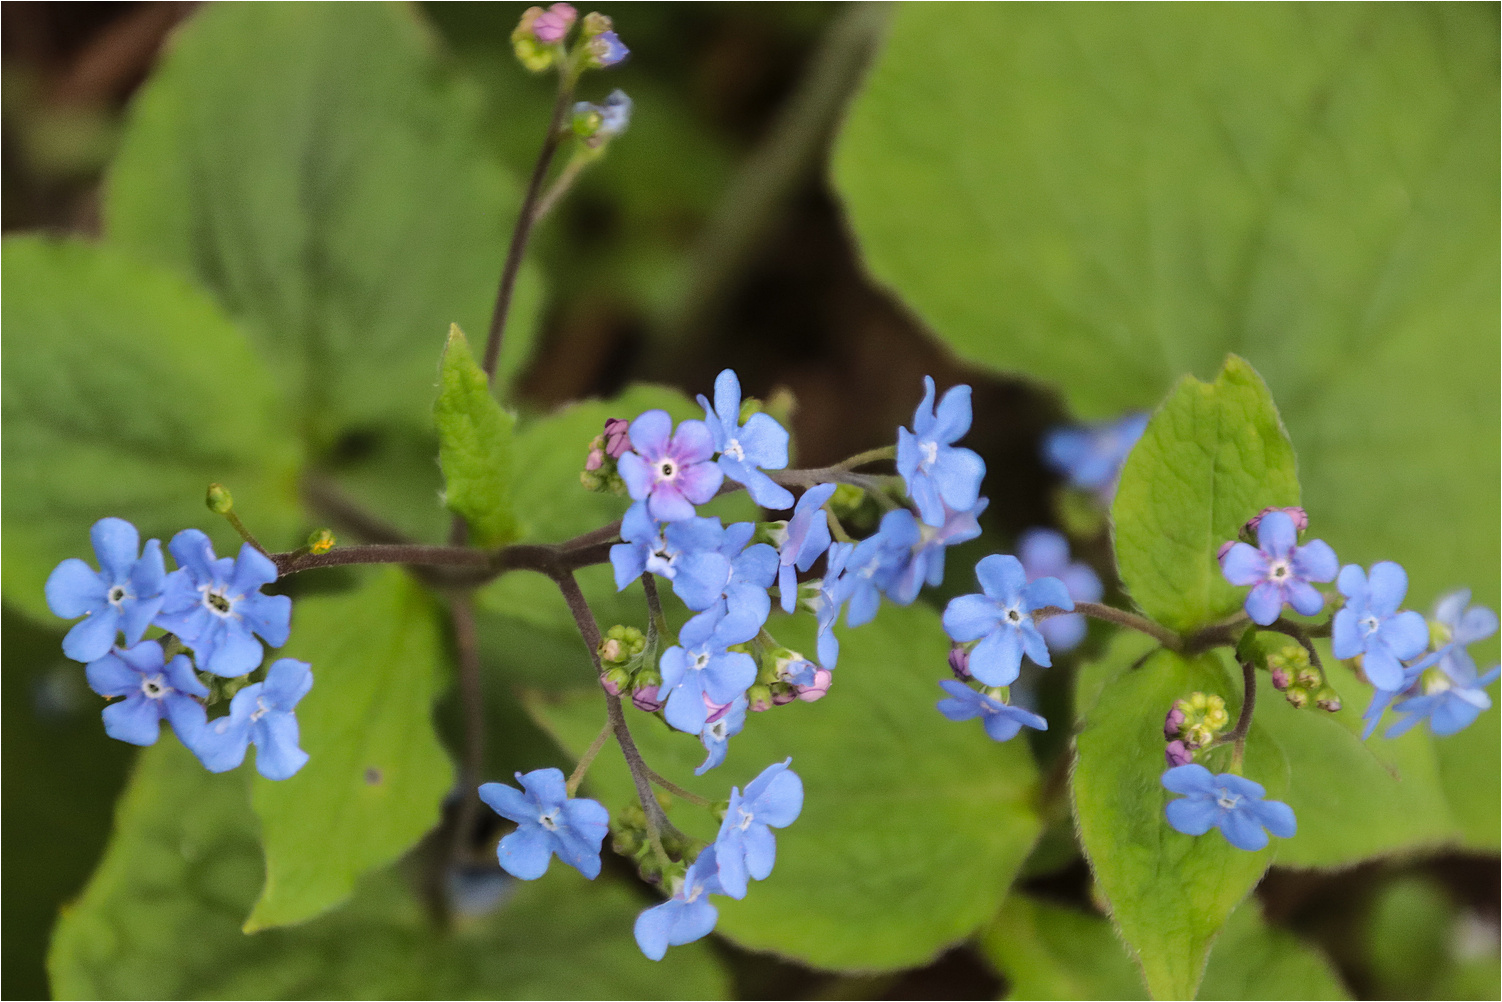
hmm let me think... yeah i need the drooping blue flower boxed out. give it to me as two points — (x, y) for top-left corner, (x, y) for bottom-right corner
(896, 376), (986, 527)
(572, 89), (632, 147)
(192, 658), (313, 780)
(935, 679), (1047, 742)
(658, 610), (758, 734)
(1387, 663), (1500, 738)
(713, 758), (803, 899)
(1430, 589), (1500, 685)
(1042, 412), (1148, 499)
(1331, 562), (1428, 690)
(634, 845), (723, 961)
(698, 369), (794, 511)
(1161, 764), (1296, 852)
(812, 542), (854, 669)
(84, 640), (208, 747)
(610, 504), (733, 611)
(696, 695), (748, 776)
(942, 554), (1073, 687)
(1017, 528), (1102, 653)
(777, 484), (836, 613)
(887, 499), (989, 606)
(45, 518), (167, 663)
(617, 411), (723, 522)
(478, 767), (611, 880)
(831, 516), (914, 628)
(1218, 511), (1338, 626)
(156, 530), (291, 677)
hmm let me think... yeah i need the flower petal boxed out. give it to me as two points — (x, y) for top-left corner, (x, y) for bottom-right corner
(63, 607), (123, 663)
(975, 554), (1027, 605)
(1218, 807), (1270, 851)
(45, 558), (107, 619)
(968, 627), (1023, 687)
(1219, 543), (1267, 587)
(1165, 796), (1218, 836)
(1245, 581), (1284, 626)
(497, 826), (553, 880)
(1256, 510), (1297, 558)
(90, 518), (141, 582)
(1293, 539), (1339, 583)
(1365, 561), (1409, 617)
(101, 695), (163, 746)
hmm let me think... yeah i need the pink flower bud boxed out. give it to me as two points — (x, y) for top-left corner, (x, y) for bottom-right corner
(948, 646), (971, 679)
(532, 3), (577, 42)
(1246, 506), (1308, 536)
(771, 687), (797, 706)
(603, 417), (632, 459)
(1270, 665), (1291, 691)
(631, 685), (662, 713)
(585, 447), (605, 472)
(796, 668), (833, 703)
(1163, 705), (1185, 739)
(1217, 540), (1236, 563)
(1165, 740), (1193, 768)
(702, 693), (733, 725)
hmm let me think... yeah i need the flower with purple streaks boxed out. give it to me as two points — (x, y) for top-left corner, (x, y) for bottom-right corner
(887, 499), (988, 606)
(617, 411), (723, 522)
(1218, 510), (1337, 626)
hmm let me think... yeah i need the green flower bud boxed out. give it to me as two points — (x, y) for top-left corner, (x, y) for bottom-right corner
(580, 11), (613, 38)
(1285, 687), (1311, 710)
(206, 482), (234, 514)
(1315, 687), (1342, 712)
(1294, 665), (1324, 691)
(1268, 645), (1311, 674)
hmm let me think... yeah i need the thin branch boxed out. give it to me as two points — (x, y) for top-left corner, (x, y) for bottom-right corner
(1035, 601), (1183, 653)
(834, 444), (896, 471)
(643, 764), (712, 808)
(1215, 655), (1258, 770)
(566, 721), (613, 797)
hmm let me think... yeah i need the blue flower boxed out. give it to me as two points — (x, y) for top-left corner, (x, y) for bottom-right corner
(896, 376), (986, 527)
(812, 542), (854, 668)
(84, 640), (208, 747)
(658, 611), (757, 734)
(634, 845), (722, 961)
(156, 530), (291, 677)
(935, 679), (1047, 742)
(696, 695), (748, 776)
(777, 484), (836, 613)
(610, 504), (733, 611)
(572, 89), (631, 147)
(942, 554), (1073, 686)
(1431, 588), (1500, 684)
(479, 767), (610, 880)
(192, 658), (313, 780)
(1387, 665), (1500, 738)
(1161, 764), (1296, 852)
(1042, 412), (1148, 499)
(1361, 590), (1498, 739)
(45, 518), (166, 663)
(887, 500), (989, 606)
(1331, 562), (1428, 690)
(617, 411), (723, 522)
(1218, 510), (1338, 626)
(1017, 528), (1102, 653)
(830, 516), (914, 628)
(713, 758), (803, 899)
(685, 521), (778, 646)
(585, 29), (629, 68)
(698, 369), (794, 510)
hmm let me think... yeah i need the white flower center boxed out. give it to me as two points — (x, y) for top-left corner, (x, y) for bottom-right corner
(1360, 615), (1381, 637)
(1424, 673), (1453, 696)
(538, 808), (560, 831)
(107, 585), (129, 609)
(201, 585), (237, 618)
(1005, 606), (1023, 625)
(1215, 788), (1241, 810)
(691, 651), (711, 672)
(736, 807), (755, 831)
(250, 696), (271, 722)
(141, 674), (167, 700)
(707, 718), (729, 741)
(919, 440), (939, 470)
(657, 459), (678, 481)
(722, 439), (745, 462)
(1267, 560), (1290, 582)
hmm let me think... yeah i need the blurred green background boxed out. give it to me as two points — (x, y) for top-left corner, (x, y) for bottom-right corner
(3, 3), (1497, 999)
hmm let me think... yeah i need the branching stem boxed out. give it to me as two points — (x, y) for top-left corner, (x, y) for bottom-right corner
(1035, 601), (1184, 653)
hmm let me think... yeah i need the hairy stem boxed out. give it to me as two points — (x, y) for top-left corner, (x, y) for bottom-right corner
(1216, 655), (1258, 770)
(1035, 601), (1184, 653)
(640, 573), (669, 638)
(566, 721), (613, 797)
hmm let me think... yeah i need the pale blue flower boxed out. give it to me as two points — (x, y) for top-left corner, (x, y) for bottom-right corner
(192, 658), (313, 780)
(698, 369), (793, 510)
(942, 554), (1072, 686)
(45, 518), (166, 663)
(713, 759), (803, 899)
(896, 376), (985, 527)
(1162, 764), (1296, 852)
(156, 529), (291, 677)
(478, 767), (610, 880)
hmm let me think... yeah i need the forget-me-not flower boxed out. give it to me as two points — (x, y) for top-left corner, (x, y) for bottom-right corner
(1017, 528), (1102, 653)
(713, 758), (803, 899)
(1042, 412), (1148, 500)
(610, 504), (732, 610)
(887, 499), (988, 606)
(658, 610), (757, 734)
(479, 767), (611, 880)
(1162, 764), (1296, 852)
(585, 29), (628, 68)
(777, 483), (836, 613)
(935, 679), (1047, 743)
(1331, 562), (1428, 691)
(684, 521), (777, 646)
(1218, 510), (1338, 626)
(832, 516), (913, 628)
(812, 541), (854, 669)
(696, 695), (748, 776)
(156, 529), (291, 677)
(698, 369), (794, 511)
(617, 411), (723, 522)
(85, 639), (208, 747)
(942, 554), (1073, 687)
(1387, 659), (1500, 739)
(634, 845), (723, 961)
(46, 518), (167, 663)
(193, 658), (313, 780)
(896, 376), (986, 527)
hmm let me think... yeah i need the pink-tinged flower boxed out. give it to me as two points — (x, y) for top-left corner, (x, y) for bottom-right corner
(532, 3), (576, 42)
(618, 410), (724, 521)
(1246, 506), (1308, 535)
(631, 685), (663, 713)
(795, 668), (832, 702)
(603, 417), (632, 458)
(1218, 510), (1337, 626)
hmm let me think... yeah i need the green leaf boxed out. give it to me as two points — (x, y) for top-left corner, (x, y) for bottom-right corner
(246, 568), (453, 930)
(105, 1), (543, 438)
(530, 602), (1041, 971)
(981, 894), (1350, 1000)
(0, 236), (303, 623)
(434, 325), (518, 547)
(1072, 632), (1288, 999)
(834, 2), (1499, 643)
(49, 740), (729, 1000)
(1112, 355), (1300, 633)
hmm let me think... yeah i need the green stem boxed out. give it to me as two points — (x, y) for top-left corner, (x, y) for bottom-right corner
(566, 721), (612, 797)
(1036, 601), (1183, 653)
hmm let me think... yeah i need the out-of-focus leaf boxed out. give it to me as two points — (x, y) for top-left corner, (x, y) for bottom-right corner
(246, 569), (452, 930)
(106, 2), (543, 439)
(531, 601), (1042, 971)
(434, 325), (518, 547)
(48, 740), (729, 1000)
(1, 236), (302, 623)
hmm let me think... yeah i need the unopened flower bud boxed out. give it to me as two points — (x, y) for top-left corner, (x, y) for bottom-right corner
(795, 668), (832, 702)
(572, 89), (632, 148)
(206, 482), (234, 514)
(950, 645), (972, 679)
(1217, 539), (1236, 563)
(532, 2), (576, 43)
(579, 11), (612, 38)
(511, 9), (559, 72)
(1246, 505), (1309, 537)
(754, 520), (789, 549)
(1163, 705), (1185, 739)
(631, 684), (662, 713)
(602, 417), (631, 458)
(585, 446), (605, 472)
(1270, 665), (1292, 691)
(771, 686), (797, 706)
(746, 683), (774, 712)
(1285, 687), (1311, 710)
(1294, 665), (1323, 691)
(601, 666), (631, 696)
(1165, 740), (1194, 768)
(600, 638), (623, 663)
(307, 528), (336, 554)
(1315, 687), (1342, 712)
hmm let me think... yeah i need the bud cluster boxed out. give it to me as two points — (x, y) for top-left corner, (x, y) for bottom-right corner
(512, 4), (628, 74)
(1267, 645), (1340, 711)
(581, 417), (632, 493)
(1162, 691), (1229, 766)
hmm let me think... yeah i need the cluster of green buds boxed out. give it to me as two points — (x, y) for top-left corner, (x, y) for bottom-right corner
(609, 798), (704, 885)
(581, 417), (631, 494)
(1163, 691), (1229, 766)
(1268, 645), (1341, 711)
(597, 625), (664, 709)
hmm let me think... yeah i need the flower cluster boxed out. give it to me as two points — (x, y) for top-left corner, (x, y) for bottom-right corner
(512, 5), (628, 73)
(45, 518), (310, 780)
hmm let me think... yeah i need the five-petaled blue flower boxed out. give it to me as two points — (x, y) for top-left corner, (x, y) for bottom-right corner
(85, 639), (208, 747)
(935, 680), (1047, 742)
(617, 411), (723, 522)
(1387, 658), (1500, 739)
(713, 758), (803, 899)
(46, 518), (166, 664)
(194, 658), (314, 780)
(658, 610), (757, 734)
(1017, 528), (1102, 653)
(1042, 413), (1148, 499)
(896, 376), (986, 528)
(156, 529), (291, 677)
(942, 554), (1073, 687)
(1331, 562), (1428, 691)
(1218, 510), (1337, 626)
(610, 505), (732, 611)
(478, 767), (611, 880)
(684, 521), (777, 646)
(777, 484), (836, 613)
(698, 369), (794, 511)
(887, 500), (988, 606)
(1161, 764), (1296, 852)
(696, 695), (748, 776)
(634, 844), (723, 961)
